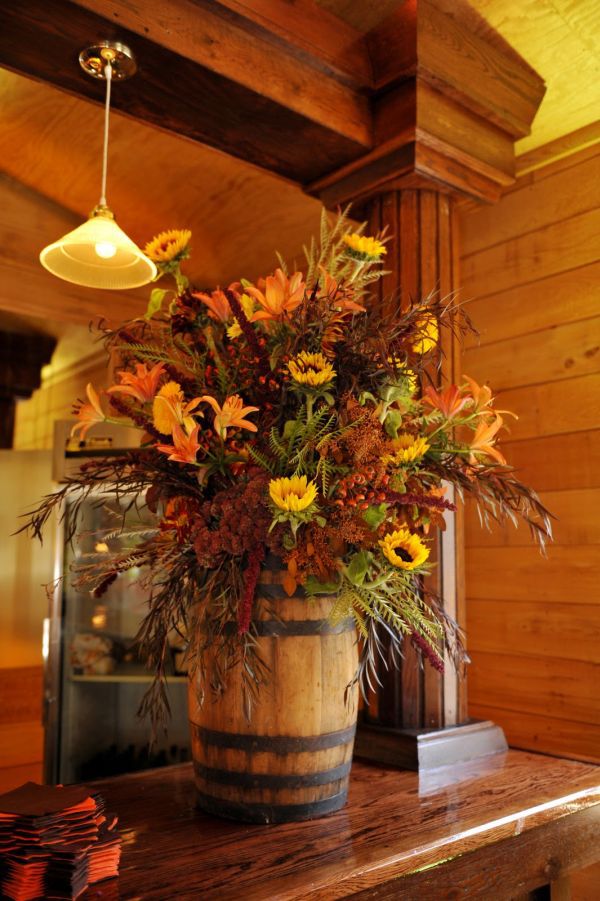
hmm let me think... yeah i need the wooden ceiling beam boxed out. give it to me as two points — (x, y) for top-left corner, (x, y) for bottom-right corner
(0, 0), (373, 184)
(0, 0), (546, 208)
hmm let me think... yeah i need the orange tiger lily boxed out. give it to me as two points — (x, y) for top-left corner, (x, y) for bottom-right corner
(246, 269), (305, 321)
(201, 394), (259, 439)
(468, 414), (506, 465)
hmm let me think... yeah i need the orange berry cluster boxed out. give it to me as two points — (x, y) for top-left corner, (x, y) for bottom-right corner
(333, 469), (390, 510)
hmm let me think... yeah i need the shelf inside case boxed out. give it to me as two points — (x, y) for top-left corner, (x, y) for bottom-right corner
(70, 664), (187, 684)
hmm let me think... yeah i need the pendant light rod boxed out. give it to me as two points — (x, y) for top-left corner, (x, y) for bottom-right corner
(99, 62), (112, 207)
(40, 40), (157, 290)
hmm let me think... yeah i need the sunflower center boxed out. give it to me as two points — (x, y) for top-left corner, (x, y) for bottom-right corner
(395, 547), (414, 563)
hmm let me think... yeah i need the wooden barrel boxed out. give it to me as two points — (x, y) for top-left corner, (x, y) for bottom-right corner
(188, 558), (358, 824)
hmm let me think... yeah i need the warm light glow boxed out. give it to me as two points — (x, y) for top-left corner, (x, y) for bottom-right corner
(95, 241), (117, 259)
(40, 206), (157, 289)
(94, 541), (109, 553)
(91, 605), (108, 629)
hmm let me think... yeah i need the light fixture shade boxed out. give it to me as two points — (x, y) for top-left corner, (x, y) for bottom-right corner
(39, 207), (157, 290)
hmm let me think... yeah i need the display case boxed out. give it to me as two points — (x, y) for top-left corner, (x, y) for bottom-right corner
(44, 424), (190, 784)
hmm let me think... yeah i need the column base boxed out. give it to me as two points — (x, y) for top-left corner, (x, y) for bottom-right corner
(354, 719), (508, 771)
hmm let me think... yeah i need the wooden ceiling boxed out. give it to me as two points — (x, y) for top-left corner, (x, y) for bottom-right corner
(0, 0), (598, 337)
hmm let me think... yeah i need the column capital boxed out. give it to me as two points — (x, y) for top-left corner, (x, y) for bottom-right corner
(309, 0), (545, 206)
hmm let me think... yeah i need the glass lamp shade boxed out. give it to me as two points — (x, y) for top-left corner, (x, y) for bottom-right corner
(39, 206), (157, 289)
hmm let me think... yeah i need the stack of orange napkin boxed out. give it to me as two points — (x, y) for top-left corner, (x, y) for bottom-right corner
(0, 782), (120, 900)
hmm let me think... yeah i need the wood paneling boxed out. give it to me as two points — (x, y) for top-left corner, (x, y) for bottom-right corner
(464, 263), (600, 348)
(0, 667), (43, 724)
(467, 600), (600, 662)
(462, 149), (600, 255)
(465, 488), (600, 548)
(496, 374), (600, 442)
(468, 704), (600, 764)
(462, 207), (600, 299)
(500, 431), (600, 492)
(464, 318), (600, 391)
(461, 145), (600, 762)
(468, 652), (599, 724)
(0, 722), (43, 768)
(466, 546), (600, 603)
(0, 669), (43, 793)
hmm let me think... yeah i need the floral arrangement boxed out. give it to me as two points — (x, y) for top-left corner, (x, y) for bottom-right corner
(24, 210), (551, 725)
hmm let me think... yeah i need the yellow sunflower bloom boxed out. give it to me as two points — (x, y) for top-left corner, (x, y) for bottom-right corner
(269, 476), (317, 512)
(382, 433), (429, 465)
(343, 233), (386, 262)
(288, 351), (336, 388)
(379, 528), (430, 571)
(144, 229), (192, 264)
(412, 314), (439, 354)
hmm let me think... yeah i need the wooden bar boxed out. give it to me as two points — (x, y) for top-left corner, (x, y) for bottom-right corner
(81, 750), (600, 900)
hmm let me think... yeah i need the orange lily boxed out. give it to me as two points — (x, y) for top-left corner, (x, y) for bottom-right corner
(423, 384), (469, 420)
(152, 382), (202, 436)
(71, 384), (106, 439)
(156, 424), (202, 464)
(201, 394), (259, 439)
(318, 267), (366, 314)
(462, 374), (493, 413)
(468, 414), (506, 465)
(107, 362), (165, 404)
(246, 269), (305, 321)
(193, 287), (233, 323)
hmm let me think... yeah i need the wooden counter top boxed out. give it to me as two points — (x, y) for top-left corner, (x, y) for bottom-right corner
(83, 750), (600, 900)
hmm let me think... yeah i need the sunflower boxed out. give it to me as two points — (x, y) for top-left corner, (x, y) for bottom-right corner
(412, 314), (439, 354)
(343, 233), (386, 262)
(382, 433), (429, 465)
(379, 528), (430, 570)
(144, 229), (192, 264)
(269, 476), (317, 512)
(288, 351), (336, 388)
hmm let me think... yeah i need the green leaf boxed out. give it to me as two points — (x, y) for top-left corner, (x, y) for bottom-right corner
(379, 384), (406, 405)
(304, 575), (339, 595)
(145, 288), (168, 320)
(283, 419), (300, 440)
(363, 503), (388, 530)
(385, 409), (403, 438)
(346, 550), (371, 586)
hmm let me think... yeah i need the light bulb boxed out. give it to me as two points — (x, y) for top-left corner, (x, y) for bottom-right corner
(95, 241), (117, 259)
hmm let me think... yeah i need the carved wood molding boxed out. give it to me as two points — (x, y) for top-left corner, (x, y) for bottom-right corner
(0, 0), (545, 200)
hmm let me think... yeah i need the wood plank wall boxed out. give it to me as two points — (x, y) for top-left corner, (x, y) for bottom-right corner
(0, 667), (43, 792)
(459, 144), (600, 763)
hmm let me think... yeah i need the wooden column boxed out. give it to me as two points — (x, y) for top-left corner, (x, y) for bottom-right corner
(304, 1), (545, 769)
(361, 190), (466, 735)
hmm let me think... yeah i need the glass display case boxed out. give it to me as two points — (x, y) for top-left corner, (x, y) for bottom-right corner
(44, 429), (190, 783)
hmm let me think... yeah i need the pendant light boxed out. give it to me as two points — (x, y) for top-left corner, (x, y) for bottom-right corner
(40, 41), (157, 290)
